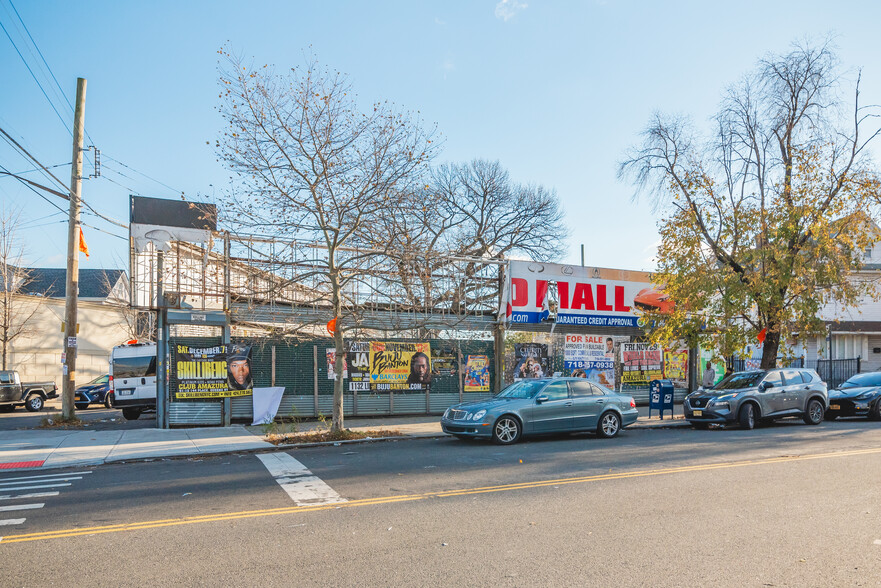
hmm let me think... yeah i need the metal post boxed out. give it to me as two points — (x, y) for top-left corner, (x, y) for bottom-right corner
(457, 344), (464, 402)
(156, 307), (168, 429)
(222, 323), (231, 426)
(313, 345), (319, 417)
(271, 345), (276, 387)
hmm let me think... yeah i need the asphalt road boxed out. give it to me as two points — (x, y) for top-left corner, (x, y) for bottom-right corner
(2, 419), (880, 587)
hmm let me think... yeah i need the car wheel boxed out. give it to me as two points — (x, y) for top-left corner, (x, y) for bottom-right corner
(25, 394), (44, 412)
(104, 393), (114, 409)
(597, 412), (621, 438)
(803, 399), (824, 425)
(122, 407), (142, 421)
(738, 403), (756, 430)
(75, 402), (90, 411)
(869, 401), (881, 421)
(491, 416), (521, 445)
(691, 422), (710, 430)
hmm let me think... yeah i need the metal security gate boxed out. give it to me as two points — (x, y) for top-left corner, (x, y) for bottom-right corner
(223, 337), (495, 423)
(159, 309), (230, 428)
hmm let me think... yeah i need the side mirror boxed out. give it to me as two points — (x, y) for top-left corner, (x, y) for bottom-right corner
(535, 394), (549, 404)
(760, 381), (774, 391)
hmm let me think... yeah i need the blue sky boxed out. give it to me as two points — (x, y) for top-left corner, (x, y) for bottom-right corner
(1, 0), (879, 272)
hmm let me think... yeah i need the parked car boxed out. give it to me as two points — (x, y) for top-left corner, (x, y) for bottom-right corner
(110, 342), (157, 420)
(0, 370), (58, 412)
(441, 377), (638, 445)
(74, 374), (112, 410)
(826, 372), (881, 420)
(684, 368), (827, 430)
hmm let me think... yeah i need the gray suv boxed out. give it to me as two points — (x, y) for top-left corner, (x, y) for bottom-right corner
(684, 368), (827, 430)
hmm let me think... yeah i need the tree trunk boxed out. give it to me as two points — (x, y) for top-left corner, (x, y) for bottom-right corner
(330, 266), (345, 433)
(760, 329), (780, 370)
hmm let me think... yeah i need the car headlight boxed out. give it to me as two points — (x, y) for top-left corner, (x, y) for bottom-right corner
(711, 400), (730, 410)
(716, 392), (740, 401)
(856, 391), (875, 400)
(443, 408), (450, 419)
(472, 410), (486, 421)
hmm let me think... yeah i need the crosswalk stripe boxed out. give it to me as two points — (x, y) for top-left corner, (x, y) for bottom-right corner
(0, 503), (44, 512)
(0, 471), (92, 483)
(0, 518), (26, 526)
(0, 477), (83, 486)
(257, 452), (346, 506)
(0, 492), (59, 501)
(0, 483), (72, 492)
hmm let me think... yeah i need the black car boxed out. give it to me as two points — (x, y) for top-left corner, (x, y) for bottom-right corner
(826, 372), (881, 420)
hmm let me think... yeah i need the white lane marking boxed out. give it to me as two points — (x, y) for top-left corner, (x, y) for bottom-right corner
(0, 471), (92, 483)
(0, 483), (71, 492)
(0, 491), (59, 501)
(0, 503), (43, 512)
(257, 452), (346, 506)
(0, 519), (26, 526)
(0, 477), (83, 486)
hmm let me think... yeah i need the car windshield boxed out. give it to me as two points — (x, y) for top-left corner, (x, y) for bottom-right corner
(839, 372), (881, 389)
(496, 380), (546, 399)
(87, 375), (109, 386)
(714, 371), (766, 390)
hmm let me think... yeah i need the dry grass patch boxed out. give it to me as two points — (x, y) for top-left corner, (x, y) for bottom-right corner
(38, 413), (85, 429)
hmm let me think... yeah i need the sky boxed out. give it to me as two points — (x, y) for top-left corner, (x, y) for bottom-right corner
(1, 0), (880, 274)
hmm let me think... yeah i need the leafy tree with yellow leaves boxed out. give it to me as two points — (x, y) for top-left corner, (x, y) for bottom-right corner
(620, 42), (881, 369)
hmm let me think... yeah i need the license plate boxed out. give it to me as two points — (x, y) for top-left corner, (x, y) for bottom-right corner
(116, 388), (134, 396)
(693, 410), (703, 416)
(830, 404), (839, 410)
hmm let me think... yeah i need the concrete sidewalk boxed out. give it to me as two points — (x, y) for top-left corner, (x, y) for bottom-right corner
(0, 410), (690, 472)
(0, 426), (274, 471)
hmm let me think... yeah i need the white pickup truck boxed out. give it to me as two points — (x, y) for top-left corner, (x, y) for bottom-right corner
(0, 370), (59, 412)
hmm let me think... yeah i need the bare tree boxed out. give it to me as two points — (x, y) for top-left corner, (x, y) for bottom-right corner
(0, 208), (42, 369)
(373, 159), (567, 321)
(216, 49), (437, 432)
(620, 41), (881, 367)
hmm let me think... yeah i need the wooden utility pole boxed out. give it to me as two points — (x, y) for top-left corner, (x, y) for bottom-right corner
(62, 77), (86, 419)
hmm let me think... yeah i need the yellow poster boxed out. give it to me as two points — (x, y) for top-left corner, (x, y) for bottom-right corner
(369, 341), (432, 391)
(663, 349), (689, 386)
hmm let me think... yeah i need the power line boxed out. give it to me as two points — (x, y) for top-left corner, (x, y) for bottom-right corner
(8, 0), (73, 114)
(102, 154), (183, 195)
(0, 125), (70, 194)
(10, 161), (69, 175)
(0, 162), (67, 214)
(0, 10), (72, 139)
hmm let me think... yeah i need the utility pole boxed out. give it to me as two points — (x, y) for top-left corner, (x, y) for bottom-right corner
(62, 77), (86, 419)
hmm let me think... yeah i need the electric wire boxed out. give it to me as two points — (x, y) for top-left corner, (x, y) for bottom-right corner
(0, 12), (72, 139)
(102, 154), (183, 195)
(0, 162), (67, 214)
(8, 0), (73, 114)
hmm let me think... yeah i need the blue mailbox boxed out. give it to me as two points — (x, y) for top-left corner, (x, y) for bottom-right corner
(649, 379), (675, 419)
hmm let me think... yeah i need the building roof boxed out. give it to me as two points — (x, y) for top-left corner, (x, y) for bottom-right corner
(18, 268), (126, 299)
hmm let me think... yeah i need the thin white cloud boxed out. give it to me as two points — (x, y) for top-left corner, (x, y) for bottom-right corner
(495, 0), (527, 22)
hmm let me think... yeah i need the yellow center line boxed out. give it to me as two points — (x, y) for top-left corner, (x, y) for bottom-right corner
(2, 445), (879, 544)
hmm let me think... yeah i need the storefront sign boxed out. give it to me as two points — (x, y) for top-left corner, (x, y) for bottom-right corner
(502, 260), (653, 327)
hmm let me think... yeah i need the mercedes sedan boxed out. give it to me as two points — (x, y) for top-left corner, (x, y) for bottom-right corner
(441, 378), (638, 445)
